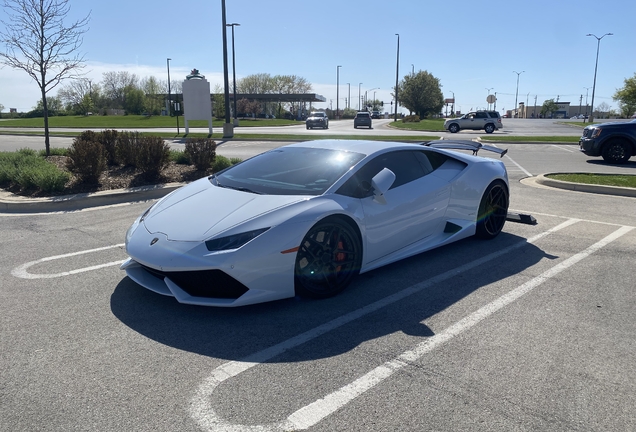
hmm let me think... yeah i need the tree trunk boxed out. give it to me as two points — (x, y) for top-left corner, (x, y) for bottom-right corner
(41, 86), (50, 156)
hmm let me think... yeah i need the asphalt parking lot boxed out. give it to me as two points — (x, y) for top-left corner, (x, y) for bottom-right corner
(2, 138), (636, 431)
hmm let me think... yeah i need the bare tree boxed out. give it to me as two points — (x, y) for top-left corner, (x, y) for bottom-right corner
(101, 71), (139, 110)
(0, 0), (90, 155)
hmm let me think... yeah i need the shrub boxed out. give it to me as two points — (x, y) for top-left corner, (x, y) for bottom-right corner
(0, 150), (69, 192)
(184, 138), (217, 171)
(229, 157), (242, 165)
(170, 149), (191, 165)
(402, 115), (420, 123)
(135, 136), (171, 179)
(66, 138), (107, 184)
(98, 129), (119, 165)
(115, 131), (143, 167)
(38, 147), (67, 157)
(212, 155), (232, 172)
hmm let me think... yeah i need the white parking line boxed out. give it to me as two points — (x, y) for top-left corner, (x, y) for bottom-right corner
(11, 244), (126, 279)
(551, 144), (575, 153)
(504, 154), (533, 177)
(189, 219), (633, 432)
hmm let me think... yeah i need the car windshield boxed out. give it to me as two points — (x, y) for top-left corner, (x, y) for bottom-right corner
(213, 147), (366, 196)
(357, 113), (369, 117)
(310, 113), (324, 117)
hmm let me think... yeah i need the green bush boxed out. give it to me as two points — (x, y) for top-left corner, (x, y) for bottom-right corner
(402, 115), (420, 123)
(135, 136), (171, 179)
(229, 157), (242, 165)
(212, 155), (232, 173)
(170, 149), (191, 165)
(184, 138), (217, 171)
(115, 131), (142, 167)
(0, 150), (70, 192)
(38, 147), (67, 157)
(66, 138), (107, 184)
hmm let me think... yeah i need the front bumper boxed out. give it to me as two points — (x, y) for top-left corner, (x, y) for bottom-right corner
(579, 138), (601, 156)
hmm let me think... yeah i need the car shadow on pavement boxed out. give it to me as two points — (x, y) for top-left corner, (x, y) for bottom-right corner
(585, 159), (636, 169)
(110, 232), (549, 363)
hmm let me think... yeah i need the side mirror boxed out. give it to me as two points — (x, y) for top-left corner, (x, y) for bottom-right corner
(371, 168), (395, 204)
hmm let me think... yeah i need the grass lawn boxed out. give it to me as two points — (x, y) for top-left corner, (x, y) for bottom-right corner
(546, 173), (636, 188)
(388, 118), (446, 131)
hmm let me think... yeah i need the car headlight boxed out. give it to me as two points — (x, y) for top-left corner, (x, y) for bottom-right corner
(205, 228), (270, 252)
(591, 128), (602, 138)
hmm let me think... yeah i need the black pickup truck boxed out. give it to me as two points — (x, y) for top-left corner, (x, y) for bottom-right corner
(579, 119), (636, 164)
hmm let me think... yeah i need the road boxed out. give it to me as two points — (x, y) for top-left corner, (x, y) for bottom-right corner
(2, 129), (636, 431)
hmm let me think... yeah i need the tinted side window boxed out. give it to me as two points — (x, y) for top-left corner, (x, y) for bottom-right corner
(337, 151), (428, 197)
(475, 112), (488, 118)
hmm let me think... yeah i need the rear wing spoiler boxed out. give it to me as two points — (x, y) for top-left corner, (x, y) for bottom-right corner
(423, 140), (508, 158)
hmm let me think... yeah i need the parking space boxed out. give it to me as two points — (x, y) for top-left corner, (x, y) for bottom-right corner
(2, 176), (635, 431)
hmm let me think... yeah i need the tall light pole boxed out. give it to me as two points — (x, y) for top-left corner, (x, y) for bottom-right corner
(586, 33), (612, 123)
(221, 0), (233, 138)
(485, 87), (493, 110)
(226, 23), (240, 126)
(347, 83), (350, 109)
(166, 58), (171, 117)
(450, 90), (455, 116)
(583, 86), (592, 119)
(358, 82), (362, 110)
(411, 64), (414, 76)
(336, 65), (341, 120)
(394, 33), (400, 121)
(513, 70), (525, 118)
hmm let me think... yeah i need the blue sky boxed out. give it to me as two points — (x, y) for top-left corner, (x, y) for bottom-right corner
(1, 0), (634, 114)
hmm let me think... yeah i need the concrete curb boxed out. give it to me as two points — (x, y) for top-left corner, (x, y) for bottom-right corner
(0, 182), (185, 213)
(533, 173), (636, 198)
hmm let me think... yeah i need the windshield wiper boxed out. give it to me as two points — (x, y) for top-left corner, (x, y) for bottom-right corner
(226, 185), (262, 194)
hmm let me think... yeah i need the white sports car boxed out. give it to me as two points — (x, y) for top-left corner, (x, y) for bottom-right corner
(121, 139), (509, 307)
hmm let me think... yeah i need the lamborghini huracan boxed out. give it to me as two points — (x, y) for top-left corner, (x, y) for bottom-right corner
(121, 139), (509, 307)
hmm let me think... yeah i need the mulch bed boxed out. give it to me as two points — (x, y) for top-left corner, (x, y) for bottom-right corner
(4, 156), (210, 198)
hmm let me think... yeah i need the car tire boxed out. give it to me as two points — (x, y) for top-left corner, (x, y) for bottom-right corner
(354, 125), (358, 129)
(475, 180), (509, 240)
(295, 218), (362, 299)
(306, 125), (310, 130)
(448, 123), (460, 133)
(601, 140), (631, 164)
(484, 124), (495, 134)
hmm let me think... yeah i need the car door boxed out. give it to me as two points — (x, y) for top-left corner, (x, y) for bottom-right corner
(339, 150), (451, 264)
(474, 111), (489, 129)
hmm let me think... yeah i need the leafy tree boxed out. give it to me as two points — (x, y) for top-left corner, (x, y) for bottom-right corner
(140, 76), (164, 115)
(541, 99), (559, 118)
(213, 84), (225, 119)
(0, 0), (90, 155)
(30, 97), (64, 117)
(102, 71), (138, 110)
(613, 73), (636, 118)
(396, 71), (444, 118)
(57, 78), (94, 114)
(123, 86), (145, 115)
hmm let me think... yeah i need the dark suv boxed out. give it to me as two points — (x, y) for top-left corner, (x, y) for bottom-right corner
(579, 119), (636, 164)
(306, 112), (329, 129)
(444, 110), (502, 134)
(354, 111), (372, 129)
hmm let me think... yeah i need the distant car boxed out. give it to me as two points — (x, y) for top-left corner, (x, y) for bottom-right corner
(371, 111), (381, 119)
(444, 110), (502, 134)
(579, 119), (636, 164)
(121, 139), (510, 307)
(306, 112), (329, 129)
(354, 111), (372, 129)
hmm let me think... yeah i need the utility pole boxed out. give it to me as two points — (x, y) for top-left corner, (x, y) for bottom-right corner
(533, 95), (537, 119)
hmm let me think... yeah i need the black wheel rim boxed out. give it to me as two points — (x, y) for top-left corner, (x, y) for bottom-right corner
(296, 223), (359, 295)
(481, 185), (508, 236)
(609, 144), (626, 161)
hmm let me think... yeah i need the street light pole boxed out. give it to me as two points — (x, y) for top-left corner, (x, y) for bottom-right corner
(336, 65), (341, 120)
(166, 58), (171, 117)
(358, 83), (362, 111)
(226, 23), (240, 126)
(221, 0), (233, 138)
(347, 83), (350, 109)
(394, 33), (400, 121)
(583, 86), (592, 119)
(450, 91), (455, 116)
(586, 33), (612, 123)
(513, 70), (525, 118)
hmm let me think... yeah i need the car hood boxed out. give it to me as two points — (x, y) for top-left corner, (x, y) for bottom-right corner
(143, 178), (306, 241)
